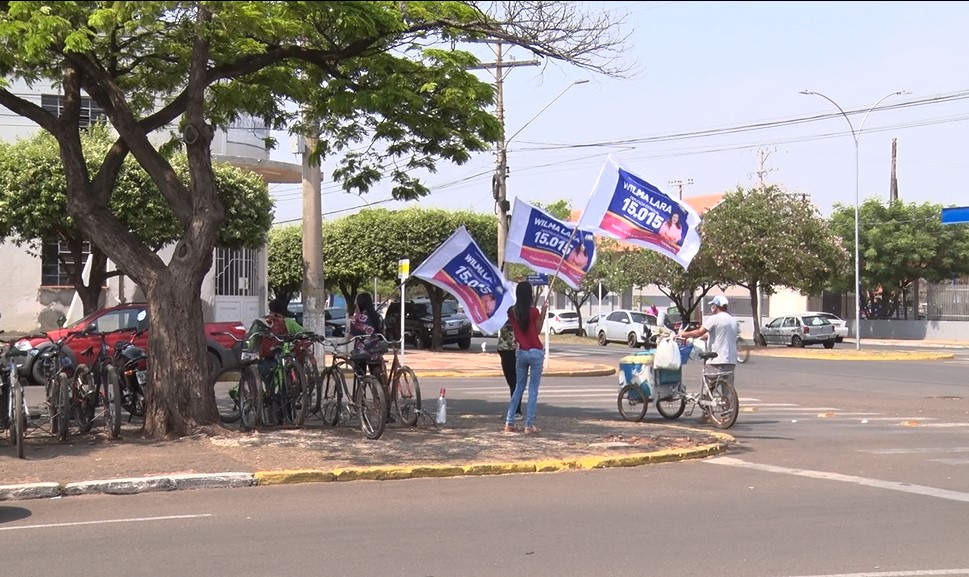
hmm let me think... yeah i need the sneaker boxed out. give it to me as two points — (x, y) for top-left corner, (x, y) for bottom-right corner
(515, 411), (523, 420)
(503, 424), (519, 433)
(524, 426), (541, 435)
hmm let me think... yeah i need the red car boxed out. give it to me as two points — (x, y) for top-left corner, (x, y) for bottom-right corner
(15, 303), (247, 386)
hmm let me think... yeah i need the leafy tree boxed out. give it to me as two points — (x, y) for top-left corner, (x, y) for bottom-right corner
(829, 199), (969, 319)
(701, 185), (843, 339)
(616, 244), (723, 327)
(0, 1), (629, 438)
(0, 124), (272, 316)
(267, 224), (303, 304)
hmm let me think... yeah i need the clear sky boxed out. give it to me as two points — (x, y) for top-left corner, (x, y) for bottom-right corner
(267, 1), (969, 226)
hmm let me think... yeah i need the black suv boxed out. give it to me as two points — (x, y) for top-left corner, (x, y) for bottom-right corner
(384, 299), (472, 350)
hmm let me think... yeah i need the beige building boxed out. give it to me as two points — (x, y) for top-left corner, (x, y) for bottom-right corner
(0, 78), (300, 332)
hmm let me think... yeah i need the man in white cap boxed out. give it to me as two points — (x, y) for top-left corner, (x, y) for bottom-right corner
(678, 295), (739, 387)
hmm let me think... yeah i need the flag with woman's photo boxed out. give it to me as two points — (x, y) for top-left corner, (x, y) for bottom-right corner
(505, 198), (597, 290)
(411, 226), (517, 336)
(577, 155), (702, 269)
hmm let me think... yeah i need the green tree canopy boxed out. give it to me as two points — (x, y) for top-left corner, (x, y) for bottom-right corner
(829, 199), (969, 319)
(0, 123), (272, 315)
(700, 185), (844, 337)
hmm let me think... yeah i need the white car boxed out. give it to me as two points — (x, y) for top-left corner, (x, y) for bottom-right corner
(805, 311), (848, 342)
(595, 309), (663, 348)
(545, 309), (581, 335)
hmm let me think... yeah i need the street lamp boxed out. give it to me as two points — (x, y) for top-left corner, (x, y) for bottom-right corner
(495, 79), (590, 267)
(799, 89), (907, 350)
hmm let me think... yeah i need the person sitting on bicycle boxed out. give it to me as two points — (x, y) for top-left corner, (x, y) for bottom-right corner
(677, 295), (738, 386)
(258, 298), (304, 381)
(348, 292), (384, 377)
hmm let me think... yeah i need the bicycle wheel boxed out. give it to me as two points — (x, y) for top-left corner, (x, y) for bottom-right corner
(617, 384), (649, 422)
(238, 365), (262, 431)
(55, 372), (70, 442)
(736, 337), (750, 364)
(285, 359), (306, 426)
(355, 375), (387, 440)
(73, 364), (95, 434)
(706, 379), (739, 429)
(392, 366), (421, 426)
(301, 360), (322, 417)
(102, 366), (122, 439)
(655, 386), (686, 420)
(320, 366), (345, 427)
(13, 380), (25, 458)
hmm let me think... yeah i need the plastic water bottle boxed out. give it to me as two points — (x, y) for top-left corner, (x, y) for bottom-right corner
(436, 387), (447, 425)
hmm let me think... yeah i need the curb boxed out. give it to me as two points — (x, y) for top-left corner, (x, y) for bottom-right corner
(0, 429), (732, 502)
(751, 351), (954, 361)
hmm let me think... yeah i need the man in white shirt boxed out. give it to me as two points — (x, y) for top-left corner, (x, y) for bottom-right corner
(678, 295), (738, 386)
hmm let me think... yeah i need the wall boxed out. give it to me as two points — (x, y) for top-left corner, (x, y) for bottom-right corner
(860, 320), (969, 341)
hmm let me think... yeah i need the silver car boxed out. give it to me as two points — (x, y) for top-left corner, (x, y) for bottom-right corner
(758, 314), (836, 348)
(596, 309), (660, 348)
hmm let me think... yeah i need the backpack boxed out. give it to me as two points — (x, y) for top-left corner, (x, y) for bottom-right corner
(259, 313), (290, 358)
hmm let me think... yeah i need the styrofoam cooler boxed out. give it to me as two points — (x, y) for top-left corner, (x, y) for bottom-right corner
(618, 350), (656, 399)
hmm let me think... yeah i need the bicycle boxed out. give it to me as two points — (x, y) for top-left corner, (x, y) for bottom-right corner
(214, 329), (265, 431)
(256, 330), (309, 427)
(370, 333), (422, 426)
(317, 335), (388, 440)
(653, 349), (739, 429)
(73, 329), (127, 439)
(23, 330), (82, 443)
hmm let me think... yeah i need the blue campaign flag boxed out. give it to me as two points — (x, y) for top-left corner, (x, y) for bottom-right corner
(941, 206), (969, 225)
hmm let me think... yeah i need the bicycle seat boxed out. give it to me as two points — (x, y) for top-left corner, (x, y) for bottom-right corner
(699, 352), (719, 360)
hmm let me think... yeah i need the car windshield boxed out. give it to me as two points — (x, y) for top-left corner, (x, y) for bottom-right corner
(802, 315), (831, 326)
(442, 301), (459, 315)
(557, 312), (578, 320)
(818, 312), (841, 322)
(629, 312), (657, 325)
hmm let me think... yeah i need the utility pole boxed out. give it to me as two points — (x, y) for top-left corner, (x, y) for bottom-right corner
(667, 178), (693, 199)
(300, 120), (325, 343)
(468, 40), (539, 268)
(889, 138), (899, 202)
(753, 147), (777, 189)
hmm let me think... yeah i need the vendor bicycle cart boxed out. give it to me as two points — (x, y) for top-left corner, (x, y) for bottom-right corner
(617, 340), (739, 429)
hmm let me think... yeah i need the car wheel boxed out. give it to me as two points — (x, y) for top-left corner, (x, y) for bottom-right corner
(414, 333), (429, 350)
(791, 335), (804, 348)
(756, 333), (766, 347)
(823, 341), (835, 349)
(597, 331), (608, 347)
(627, 332), (638, 348)
(457, 338), (471, 350)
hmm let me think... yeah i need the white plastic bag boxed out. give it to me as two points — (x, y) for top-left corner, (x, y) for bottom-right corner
(654, 336), (682, 371)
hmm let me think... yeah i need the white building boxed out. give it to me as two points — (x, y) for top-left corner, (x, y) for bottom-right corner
(0, 78), (301, 332)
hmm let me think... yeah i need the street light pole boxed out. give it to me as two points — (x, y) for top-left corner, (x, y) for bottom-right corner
(495, 78), (589, 268)
(799, 89), (906, 350)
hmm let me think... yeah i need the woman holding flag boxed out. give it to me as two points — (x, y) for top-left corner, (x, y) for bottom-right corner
(504, 281), (548, 434)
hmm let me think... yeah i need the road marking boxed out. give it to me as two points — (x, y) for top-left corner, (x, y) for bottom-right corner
(863, 447), (969, 454)
(707, 457), (969, 503)
(786, 569), (969, 577)
(0, 513), (213, 532)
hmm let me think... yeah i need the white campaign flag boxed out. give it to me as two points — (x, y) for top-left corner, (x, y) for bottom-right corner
(578, 155), (702, 269)
(411, 226), (517, 336)
(505, 198), (597, 290)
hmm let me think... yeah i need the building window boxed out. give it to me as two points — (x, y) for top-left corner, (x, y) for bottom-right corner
(215, 247), (256, 296)
(41, 239), (91, 287)
(41, 94), (106, 128)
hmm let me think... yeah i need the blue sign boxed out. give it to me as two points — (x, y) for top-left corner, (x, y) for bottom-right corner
(941, 206), (969, 225)
(527, 273), (549, 286)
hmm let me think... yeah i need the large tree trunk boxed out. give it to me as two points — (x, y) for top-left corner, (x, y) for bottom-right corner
(142, 265), (215, 438)
(747, 281), (762, 343)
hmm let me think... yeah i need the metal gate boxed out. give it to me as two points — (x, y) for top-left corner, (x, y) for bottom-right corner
(212, 247), (262, 325)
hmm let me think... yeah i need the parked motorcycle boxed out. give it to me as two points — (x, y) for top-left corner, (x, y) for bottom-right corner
(112, 311), (149, 418)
